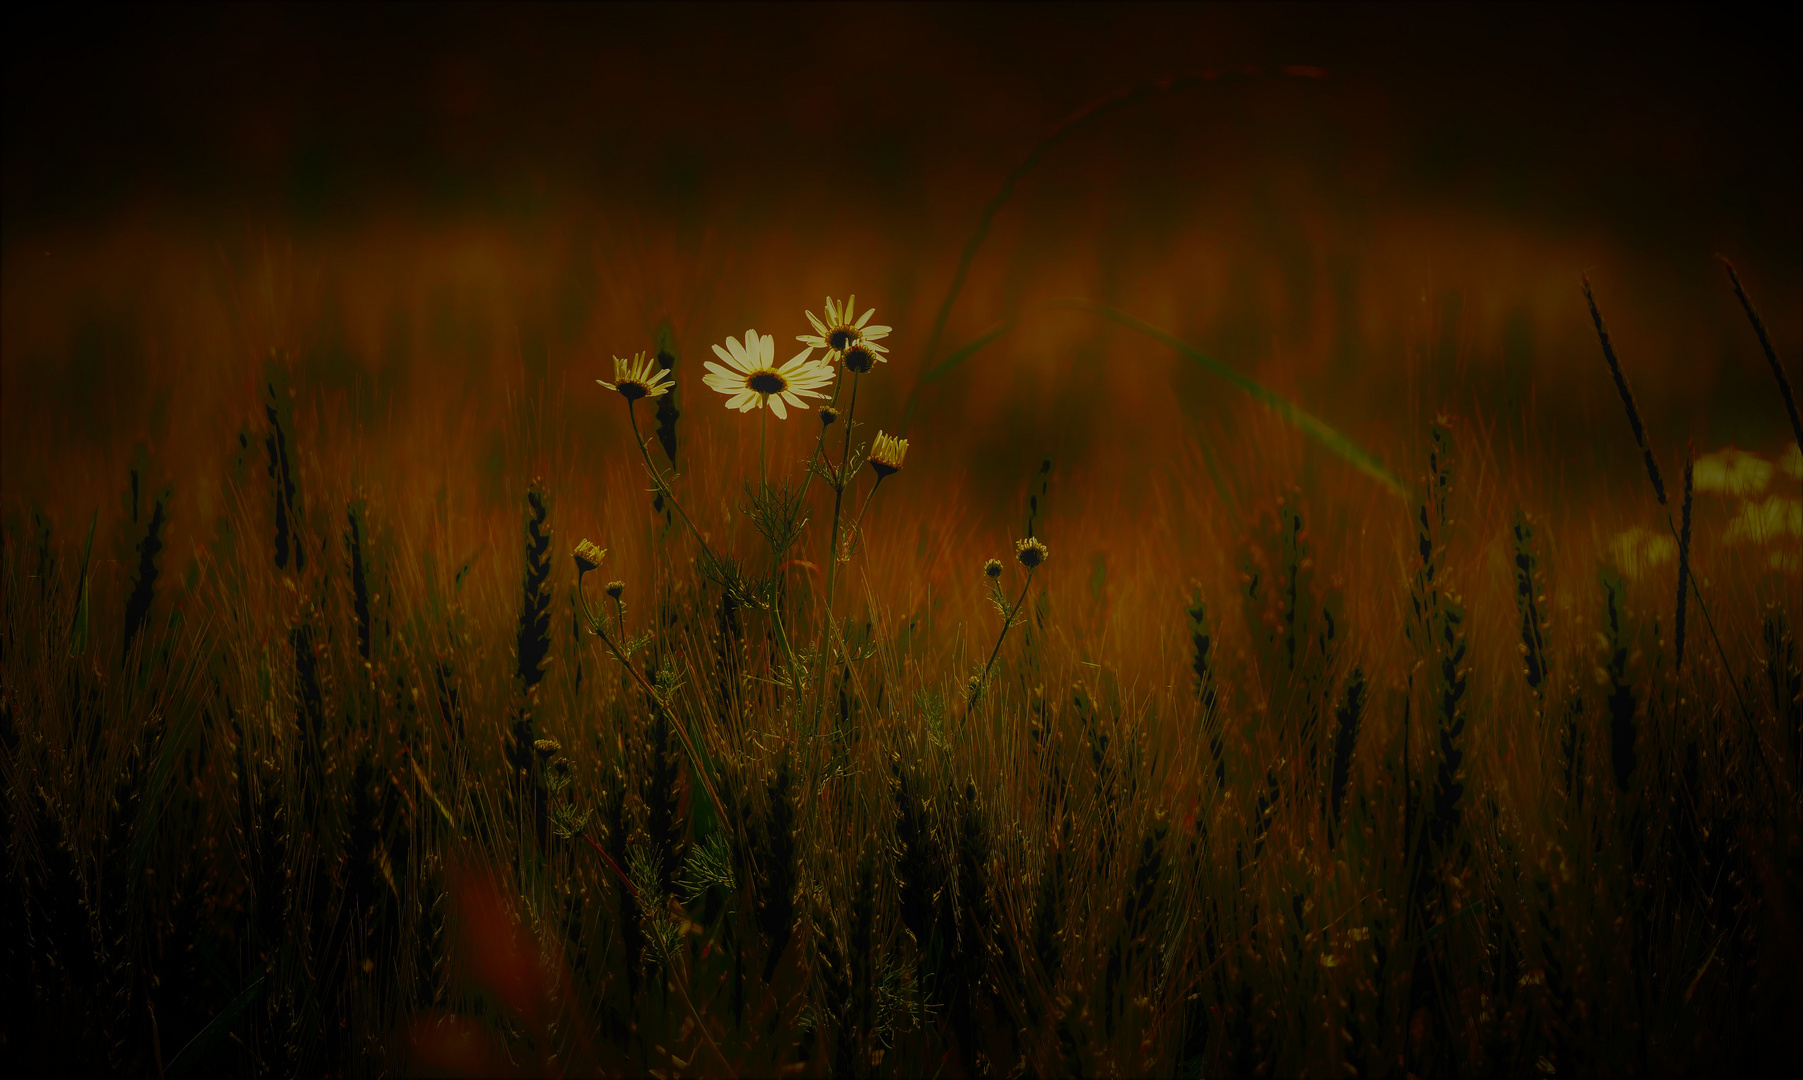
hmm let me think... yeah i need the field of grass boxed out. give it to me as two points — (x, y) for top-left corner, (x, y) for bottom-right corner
(2, 231), (1798, 1078)
(2, 34), (1801, 1067)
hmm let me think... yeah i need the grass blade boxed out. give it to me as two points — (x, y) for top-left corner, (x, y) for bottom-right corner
(901, 65), (1329, 427)
(1718, 256), (1803, 457)
(919, 320), (1013, 388)
(165, 973), (267, 1078)
(1060, 298), (1407, 499)
(67, 509), (97, 656)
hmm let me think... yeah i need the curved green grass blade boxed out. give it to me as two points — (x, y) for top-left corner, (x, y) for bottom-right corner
(68, 509), (97, 656)
(1060, 299), (1407, 500)
(165, 972), (267, 1077)
(921, 319), (1013, 386)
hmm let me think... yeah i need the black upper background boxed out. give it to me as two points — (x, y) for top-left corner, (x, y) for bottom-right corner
(5, 3), (1797, 251)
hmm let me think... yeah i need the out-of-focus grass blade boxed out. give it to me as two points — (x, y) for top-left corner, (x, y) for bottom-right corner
(1062, 299), (1408, 500)
(68, 509), (97, 656)
(165, 972), (267, 1077)
(921, 319), (1012, 386)
(411, 755), (458, 830)
(899, 318), (1014, 428)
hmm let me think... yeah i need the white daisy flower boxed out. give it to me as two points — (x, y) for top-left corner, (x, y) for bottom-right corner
(597, 351), (674, 401)
(798, 294), (892, 368)
(703, 329), (833, 420)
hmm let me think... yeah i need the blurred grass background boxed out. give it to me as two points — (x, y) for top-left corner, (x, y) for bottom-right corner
(4, 2), (1798, 539)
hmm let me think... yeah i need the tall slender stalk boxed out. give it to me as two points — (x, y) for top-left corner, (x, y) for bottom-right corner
(812, 372), (862, 726)
(1582, 278), (1751, 723)
(967, 567), (1036, 717)
(573, 572), (726, 825)
(1718, 256), (1803, 458)
(627, 400), (708, 554)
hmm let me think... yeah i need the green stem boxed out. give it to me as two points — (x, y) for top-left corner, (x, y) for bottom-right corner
(843, 474), (886, 562)
(628, 400), (712, 556)
(813, 372), (862, 725)
(968, 568), (1035, 717)
(575, 573), (727, 826)
(752, 399), (807, 704)
(795, 363), (845, 507)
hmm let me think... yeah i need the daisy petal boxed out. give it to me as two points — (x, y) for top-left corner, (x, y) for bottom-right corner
(855, 307), (874, 328)
(768, 395), (787, 420)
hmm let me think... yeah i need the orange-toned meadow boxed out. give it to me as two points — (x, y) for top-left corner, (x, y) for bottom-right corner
(3, 7), (1800, 1075)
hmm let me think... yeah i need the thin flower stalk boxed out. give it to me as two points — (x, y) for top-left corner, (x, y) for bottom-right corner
(812, 371), (863, 726)
(969, 566), (1037, 716)
(573, 564), (727, 826)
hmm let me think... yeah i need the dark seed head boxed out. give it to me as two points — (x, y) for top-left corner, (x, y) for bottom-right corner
(747, 371), (786, 395)
(843, 345), (875, 373)
(829, 328), (857, 351)
(617, 381), (648, 401)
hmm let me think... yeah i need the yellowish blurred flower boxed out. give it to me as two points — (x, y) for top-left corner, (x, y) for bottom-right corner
(1724, 494), (1802, 545)
(1608, 526), (1674, 581)
(1693, 446), (1773, 497)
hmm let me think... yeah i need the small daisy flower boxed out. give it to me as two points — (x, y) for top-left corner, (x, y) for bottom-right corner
(573, 540), (607, 576)
(819, 406), (838, 427)
(605, 581), (625, 600)
(703, 329), (834, 419)
(598, 351), (674, 401)
(1015, 537), (1049, 569)
(983, 558), (1004, 580)
(868, 431), (909, 477)
(799, 295), (892, 366)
